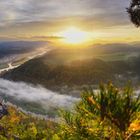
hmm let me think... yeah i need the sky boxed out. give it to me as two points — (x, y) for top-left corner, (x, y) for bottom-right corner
(0, 0), (140, 44)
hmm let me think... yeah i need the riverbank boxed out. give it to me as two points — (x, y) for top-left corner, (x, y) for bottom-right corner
(0, 48), (52, 76)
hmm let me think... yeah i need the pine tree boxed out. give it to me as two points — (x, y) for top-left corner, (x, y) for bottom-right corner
(127, 0), (140, 27)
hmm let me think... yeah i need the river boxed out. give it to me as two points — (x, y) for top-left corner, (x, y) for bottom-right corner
(0, 48), (52, 75)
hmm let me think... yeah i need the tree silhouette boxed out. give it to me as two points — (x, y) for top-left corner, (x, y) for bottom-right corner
(127, 0), (140, 27)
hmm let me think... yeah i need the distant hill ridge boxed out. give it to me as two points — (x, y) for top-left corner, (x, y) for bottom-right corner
(2, 44), (140, 89)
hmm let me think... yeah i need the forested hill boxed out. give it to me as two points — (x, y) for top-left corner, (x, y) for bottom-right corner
(2, 53), (140, 90)
(2, 44), (140, 91)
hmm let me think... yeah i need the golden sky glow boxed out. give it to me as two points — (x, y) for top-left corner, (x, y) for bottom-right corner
(0, 0), (140, 45)
(57, 27), (91, 44)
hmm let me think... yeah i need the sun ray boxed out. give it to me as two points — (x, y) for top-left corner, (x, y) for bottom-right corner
(58, 27), (89, 44)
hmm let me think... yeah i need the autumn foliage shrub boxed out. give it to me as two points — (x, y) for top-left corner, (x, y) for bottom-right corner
(59, 83), (140, 140)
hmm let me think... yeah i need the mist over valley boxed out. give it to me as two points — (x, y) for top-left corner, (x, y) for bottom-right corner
(1, 41), (140, 116)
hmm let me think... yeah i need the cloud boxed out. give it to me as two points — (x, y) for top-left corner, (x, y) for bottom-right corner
(0, 0), (130, 27)
(0, 78), (79, 112)
(0, 0), (137, 42)
(28, 35), (64, 40)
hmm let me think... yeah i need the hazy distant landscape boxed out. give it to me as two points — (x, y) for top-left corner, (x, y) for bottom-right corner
(3, 42), (140, 88)
(0, 41), (51, 74)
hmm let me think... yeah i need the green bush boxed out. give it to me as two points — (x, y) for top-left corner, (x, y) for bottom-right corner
(0, 83), (139, 140)
(59, 83), (140, 140)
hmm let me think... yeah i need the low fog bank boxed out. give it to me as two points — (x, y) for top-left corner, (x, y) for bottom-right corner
(0, 78), (79, 115)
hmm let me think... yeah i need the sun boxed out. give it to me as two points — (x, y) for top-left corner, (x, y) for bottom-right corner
(59, 27), (89, 44)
